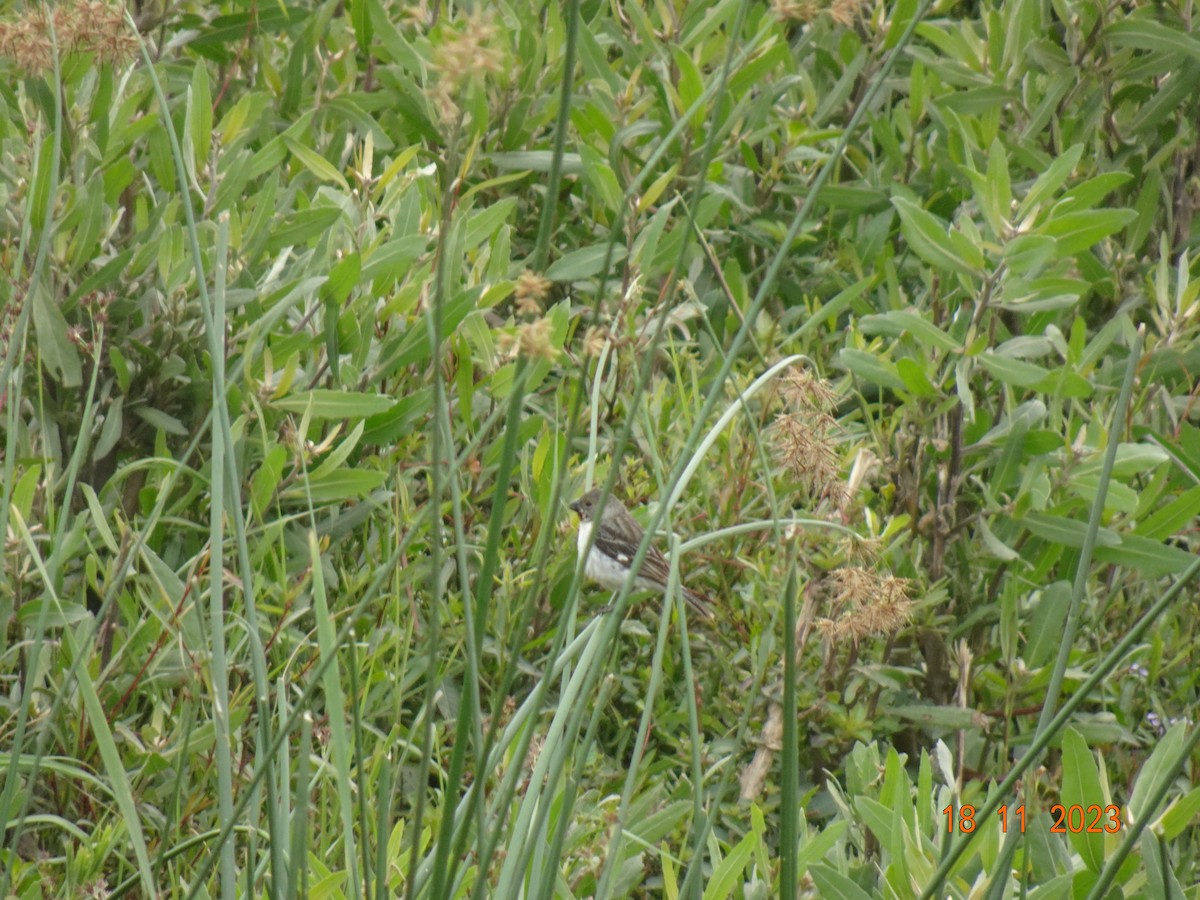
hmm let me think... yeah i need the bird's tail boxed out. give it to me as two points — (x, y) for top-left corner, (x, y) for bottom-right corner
(682, 587), (716, 620)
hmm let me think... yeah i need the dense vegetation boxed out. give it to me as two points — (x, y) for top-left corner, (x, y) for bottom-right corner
(2, 0), (1199, 896)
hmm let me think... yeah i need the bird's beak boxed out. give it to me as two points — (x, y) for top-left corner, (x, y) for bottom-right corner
(568, 499), (581, 514)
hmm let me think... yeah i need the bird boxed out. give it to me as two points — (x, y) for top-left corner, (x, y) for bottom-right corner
(569, 488), (715, 619)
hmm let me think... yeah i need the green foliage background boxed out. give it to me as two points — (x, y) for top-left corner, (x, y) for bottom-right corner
(2, 0), (1200, 896)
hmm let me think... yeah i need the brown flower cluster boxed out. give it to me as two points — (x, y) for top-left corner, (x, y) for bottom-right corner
(498, 317), (559, 363)
(581, 324), (609, 358)
(514, 270), (551, 317)
(772, 367), (846, 508)
(815, 568), (914, 641)
(0, 2), (136, 71)
(772, 0), (865, 27)
(428, 12), (506, 123)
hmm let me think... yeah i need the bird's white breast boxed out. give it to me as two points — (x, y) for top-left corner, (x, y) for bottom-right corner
(577, 520), (628, 590)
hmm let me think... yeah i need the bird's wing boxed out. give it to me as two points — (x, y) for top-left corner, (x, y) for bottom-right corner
(598, 530), (714, 619)
(589, 523), (671, 580)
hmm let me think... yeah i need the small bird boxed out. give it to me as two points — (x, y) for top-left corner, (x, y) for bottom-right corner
(569, 488), (714, 619)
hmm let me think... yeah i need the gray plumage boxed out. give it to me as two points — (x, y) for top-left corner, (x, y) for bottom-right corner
(569, 489), (715, 619)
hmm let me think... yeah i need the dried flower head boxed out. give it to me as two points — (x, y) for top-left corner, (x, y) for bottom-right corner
(0, 2), (136, 71)
(837, 534), (882, 565)
(772, 0), (863, 26)
(401, 0), (432, 28)
(498, 317), (559, 362)
(514, 270), (551, 316)
(815, 567), (914, 641)
(428, 12), (506, 122)
(773, 367), (846, 507)
(0, 9), (54, 69)
(771, 0), (821, 22)
(773, 412), (845, 505)
(829, 0), (866, 27)
(782, 367), (838, 413)
(582, 324), (610, 358)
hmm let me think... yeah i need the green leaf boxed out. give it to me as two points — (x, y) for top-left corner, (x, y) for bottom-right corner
(545, 243), (627, 281)
(817, 185), (889, 211)
(464, 198), (517, 251)
(1039, 209), (1136, 256)
(937, 85), (1017, 115)
(809, 864), (875, 900)
(30, 133), (54, 233)
(265, 207), (344, 253)
(1068, 443), (1167, 481)
(859, 309), (961, 351)
(1134, 485), (1200, 540)
(892, 196), (984, 277)
(460, 170), (536, 204)
(377, 288), (477, 375)
(628, 800), (692, 847)
(251, 445), (288, 517)
(1040, 369), (1093, 399)
(701, 821), (756, 900)
(990, 413), (1033, 489)
(636, 164), (678, 215)
(975, 137), (1011, 236)
(309, 421), (367, 480)
(217, 91), (269, 146)
(189, 6), (309, 58)
(133, 405), (188, 436)
(996, 276), (1086, 312)
(854, 797), (900, 859)
(978, 352), (1051, 387)
(322, 252), (361, 305)
(489, 151), (584, 175)
(1164, 424), (1200, 480)
(885, 0), (919, 48)
(1055, 172), (1133, 215)
(285, 469), (387, 503)
(892, 705), (989, 729)
(349, 0), (373, 47)
(1093, 534), (1195, 576)
(32, 286), (82, 388)
(1026, 581), (1071, 668)
(272, 390), (396, 418)
(283, 136), (349, 190)
(838, 349), (907, 391)
(1017, 144), (1084, 218)
(368, 0), (421, 70)
(189, 63), (213, 171)
(95, 395), (124, 460)
(896, 357), (938, 396)
(1060, 729), (1106, 874)
(361, 236), (431, 283)
(580, 144), (623, 213)
(1003, 234), (1058, 275)
(17, 597), (90, 627)
(1128, 721), (1188, 828)
(109, 346), (131, 393)
(1066, 475), (1139, 514)
(73, 251), (134, 301)
(69, 179), (106, 273)
(247, 134), (289, 181)
(977, 516), (1018, 561)
(1159, 785), (1200, 840)
(65, 628), (159, 896)
(671, 47), (705, 130)
(1020, 514), (1121, 548)
(1107, 18), (1200, 60)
